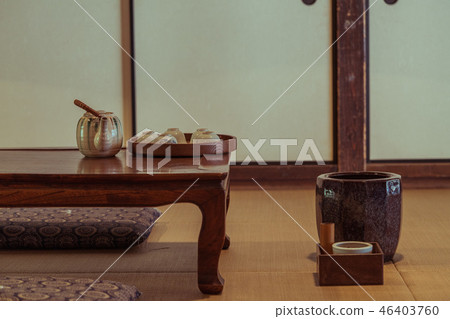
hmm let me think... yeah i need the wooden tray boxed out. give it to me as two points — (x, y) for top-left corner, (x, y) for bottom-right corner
(316, 242), (384, 286)
(129, 133), (237, 157)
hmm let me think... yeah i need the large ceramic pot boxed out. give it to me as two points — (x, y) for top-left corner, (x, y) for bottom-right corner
(316, 171), (401, 261)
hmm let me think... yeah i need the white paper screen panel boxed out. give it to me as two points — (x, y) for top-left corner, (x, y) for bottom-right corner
(134, 0), (333, 162)
(0, 0), (123, 148)
(369, 0), (450, 160)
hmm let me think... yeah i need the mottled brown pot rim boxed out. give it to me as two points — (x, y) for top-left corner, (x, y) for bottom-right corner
(318, 171), (401, 182)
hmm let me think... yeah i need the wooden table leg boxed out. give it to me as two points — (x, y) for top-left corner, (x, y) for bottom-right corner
(223, 235), (231, 250)
(223, 183), (231, 250)
(197, 191), (226, 294)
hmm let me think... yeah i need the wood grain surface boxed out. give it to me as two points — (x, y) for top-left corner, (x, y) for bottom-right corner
(0, 149), (231, 294)
(335, 0), (368, 171)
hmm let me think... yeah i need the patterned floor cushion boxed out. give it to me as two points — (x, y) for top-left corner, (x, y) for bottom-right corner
(0, 207), (161, 249)
(0, 276), (140, 301)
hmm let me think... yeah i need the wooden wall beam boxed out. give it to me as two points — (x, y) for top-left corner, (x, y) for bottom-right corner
(120, 0), (134, 142)
(335, 0), (369, 171)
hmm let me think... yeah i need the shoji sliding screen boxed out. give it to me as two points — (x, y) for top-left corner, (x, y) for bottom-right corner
(0, 0), (123, 148)
(133, 0), (333, 162)
(369, 0), (450, 160)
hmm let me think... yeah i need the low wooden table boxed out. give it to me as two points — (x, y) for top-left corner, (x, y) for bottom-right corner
(0, 149), (231, 294)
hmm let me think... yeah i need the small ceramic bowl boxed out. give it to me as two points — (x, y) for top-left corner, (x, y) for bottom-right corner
(164, 128), (187, 144)
(192, 131), (220, 144)
(332, 241), (373, 254)
(190, 128), (209, 143)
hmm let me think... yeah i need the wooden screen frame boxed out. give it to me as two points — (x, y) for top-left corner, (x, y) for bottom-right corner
(129, 0), (450, 186)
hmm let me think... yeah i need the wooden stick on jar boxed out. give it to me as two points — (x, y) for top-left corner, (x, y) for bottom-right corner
(320, 222), (335, 254)
(74, 99), (101, 117)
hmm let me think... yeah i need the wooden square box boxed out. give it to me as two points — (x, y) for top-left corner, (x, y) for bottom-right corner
(317, 242), (384, 286)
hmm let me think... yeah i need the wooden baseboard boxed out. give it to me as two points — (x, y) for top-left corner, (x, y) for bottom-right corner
(230, 164), (337, 182)
(366, 162), (450, 178)
(367, 162), (450, 188)
(230, 163), (450, 188)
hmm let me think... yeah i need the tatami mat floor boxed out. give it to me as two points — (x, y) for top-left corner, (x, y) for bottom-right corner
(1, 186), (449, 300)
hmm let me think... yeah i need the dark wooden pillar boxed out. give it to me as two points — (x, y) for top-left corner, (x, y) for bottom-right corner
(335, 0), (369, 171)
